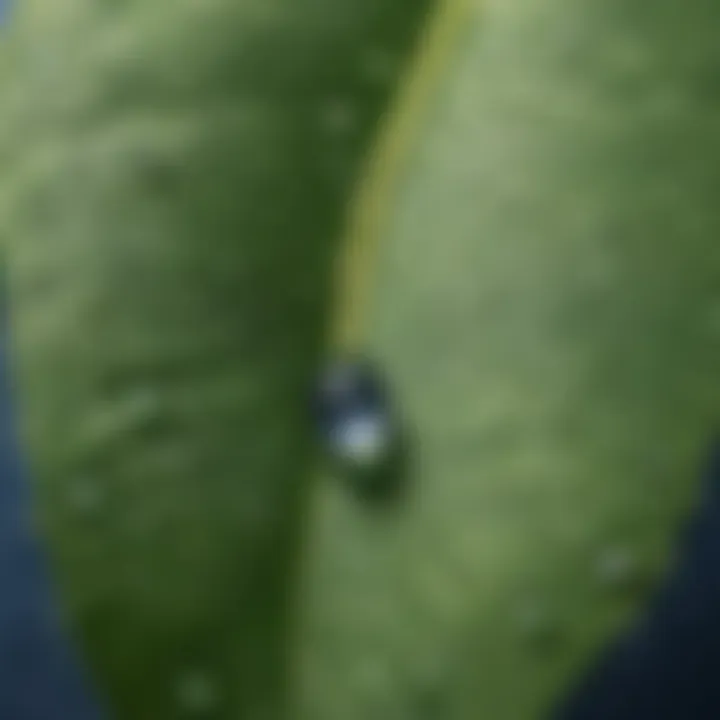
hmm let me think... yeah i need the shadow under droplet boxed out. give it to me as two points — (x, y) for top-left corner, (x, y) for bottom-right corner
(340, 424), (415, 511)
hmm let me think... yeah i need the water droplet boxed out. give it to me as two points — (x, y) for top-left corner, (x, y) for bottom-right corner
(175, 670), (220, 715)
(332, 414), (391, 465)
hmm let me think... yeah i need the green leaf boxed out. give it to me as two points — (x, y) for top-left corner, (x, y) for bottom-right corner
(301, 0), (720, 718)
(4, 0), (720, 718)
(2, 1), (436, 717)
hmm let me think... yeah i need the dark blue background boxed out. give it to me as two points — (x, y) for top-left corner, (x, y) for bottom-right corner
(0, 315), (102, 718)
(558, 442), (720, 720)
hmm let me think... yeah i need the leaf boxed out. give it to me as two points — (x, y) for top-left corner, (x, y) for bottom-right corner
(301, 0), (720, 718)
(1, 1), (437, 717)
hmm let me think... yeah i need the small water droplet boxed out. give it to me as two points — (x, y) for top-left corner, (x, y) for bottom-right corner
(175, 670), (220, 715)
